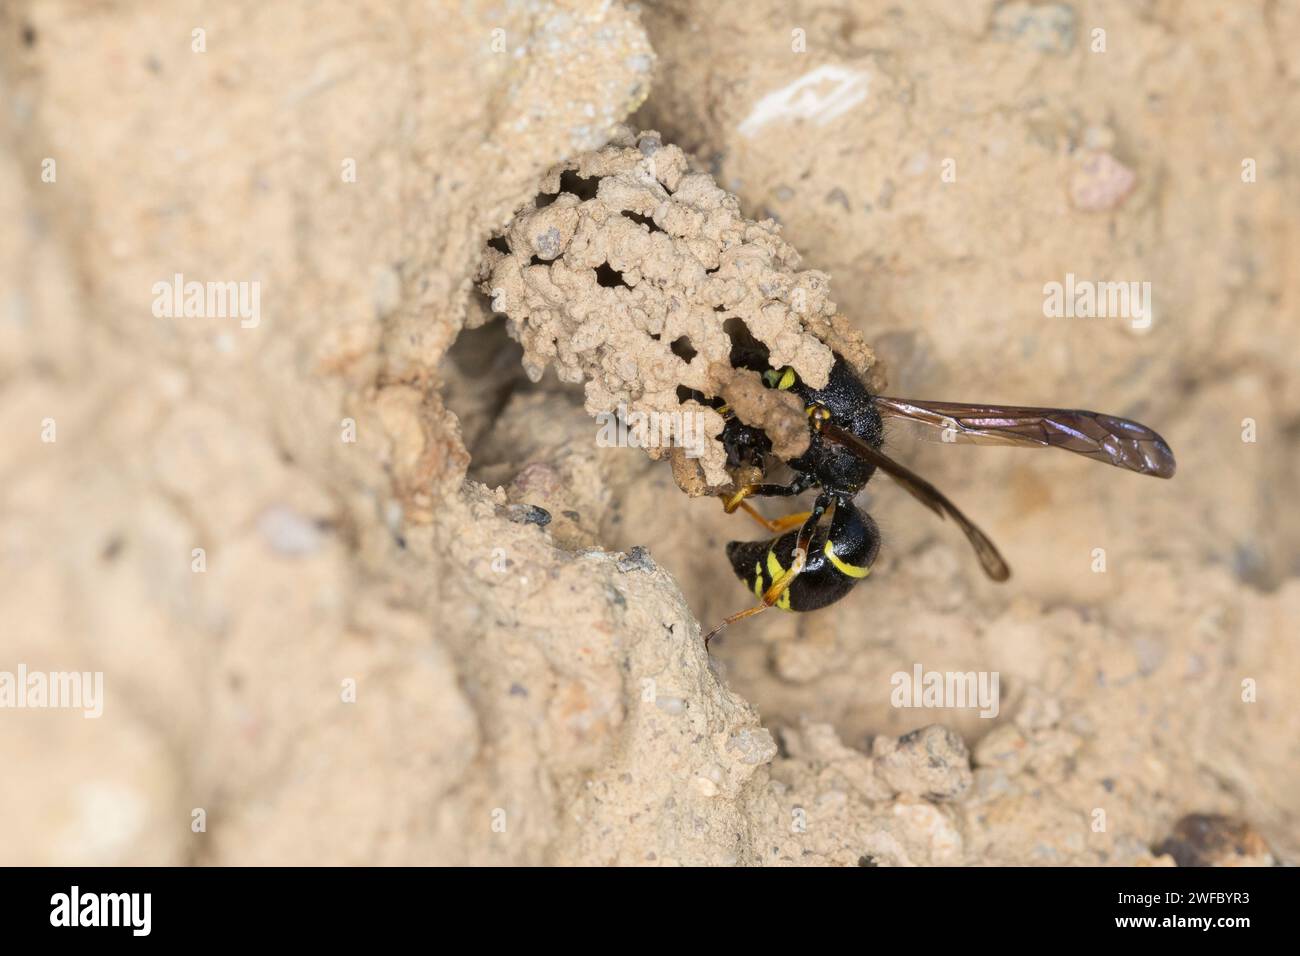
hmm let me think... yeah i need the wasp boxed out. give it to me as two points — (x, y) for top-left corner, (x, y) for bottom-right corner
(692, 334), (1177, 645)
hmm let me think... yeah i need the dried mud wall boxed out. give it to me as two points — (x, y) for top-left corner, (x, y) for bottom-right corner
(1, 0), (1296, 866)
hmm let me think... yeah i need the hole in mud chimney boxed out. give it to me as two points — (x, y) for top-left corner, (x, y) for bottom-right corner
(558, 169), (601, 200)
(595, 262), (627, 288)
(621, 210), (661, 232)
(487, 235), (510, 254)
(670, 336), (697, 363)
(722, 317), (748, 342)
(538, 168), (602, 208)
(723, 317), (769, 368)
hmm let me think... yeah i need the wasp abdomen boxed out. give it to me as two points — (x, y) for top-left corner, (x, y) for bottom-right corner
(726, 503), (880, 613)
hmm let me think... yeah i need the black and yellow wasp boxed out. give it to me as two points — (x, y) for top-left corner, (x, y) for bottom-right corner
(691, 335), (1177, 645)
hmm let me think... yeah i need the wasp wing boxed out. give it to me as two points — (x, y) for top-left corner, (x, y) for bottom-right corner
(820, 422), (1011, 582)
(872, 397), (1176, 479)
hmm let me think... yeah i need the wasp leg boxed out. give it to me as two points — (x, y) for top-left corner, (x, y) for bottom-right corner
(704, 493), (832, 647)
(736, 502), (811, 534)
(720, 475), (814, 515)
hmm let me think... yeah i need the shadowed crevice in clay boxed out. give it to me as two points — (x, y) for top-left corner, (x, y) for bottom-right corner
(670, 335), (697, 363)
(594, 262), (628, 288)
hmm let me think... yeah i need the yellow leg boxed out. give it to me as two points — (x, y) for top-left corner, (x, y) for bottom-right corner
(721, 486), (755, 514)
(736, 501), (810, 534)
(704, 546), (808, 647)
(720, 484), (809, 531)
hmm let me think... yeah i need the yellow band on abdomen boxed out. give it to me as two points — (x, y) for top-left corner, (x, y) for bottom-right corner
(823, 540), (870, 578)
